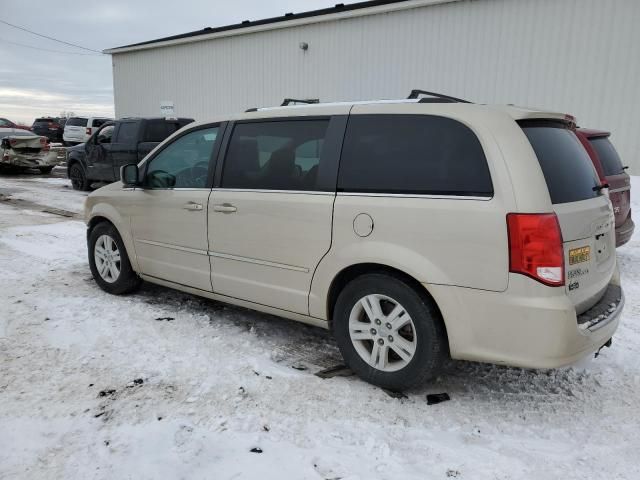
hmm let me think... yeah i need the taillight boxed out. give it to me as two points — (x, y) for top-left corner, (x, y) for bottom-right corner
(86, 127), (91, 135)
(507, 213), (564, 287)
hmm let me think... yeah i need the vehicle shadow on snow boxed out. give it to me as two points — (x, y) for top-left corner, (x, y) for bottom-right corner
(133, 281), (606, 402)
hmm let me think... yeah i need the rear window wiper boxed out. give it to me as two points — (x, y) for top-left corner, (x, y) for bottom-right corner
(593, 183), (609, 192)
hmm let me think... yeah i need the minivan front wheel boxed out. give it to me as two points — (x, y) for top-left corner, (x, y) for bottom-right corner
(333, 273), (447, 390)
(88, 222), (141, 295)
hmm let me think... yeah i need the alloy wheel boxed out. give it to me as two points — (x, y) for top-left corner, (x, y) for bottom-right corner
(94, 234), (121, 283)
(348, 294), (417, 372)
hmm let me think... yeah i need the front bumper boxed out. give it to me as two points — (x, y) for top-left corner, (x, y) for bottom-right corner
(615, 214), (635, 247)
(426, 273), (623, 369)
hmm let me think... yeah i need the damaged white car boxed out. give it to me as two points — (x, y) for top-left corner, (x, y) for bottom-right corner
(0, 128), (58, 173)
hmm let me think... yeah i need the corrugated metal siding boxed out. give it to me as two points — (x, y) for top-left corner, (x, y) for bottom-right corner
(112, 0), (640, 173)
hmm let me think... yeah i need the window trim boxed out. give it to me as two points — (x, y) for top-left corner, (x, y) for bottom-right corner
(140, 122), (226, 190)
(213, 115), (347, 192)
(336, 114), (494, 197)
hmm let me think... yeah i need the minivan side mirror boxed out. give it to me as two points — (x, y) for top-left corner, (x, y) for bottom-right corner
(121, 164), (140, 187)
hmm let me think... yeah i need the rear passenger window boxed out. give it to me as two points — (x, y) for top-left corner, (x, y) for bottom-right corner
(92, 119), (108, 128)
(589, 137), (624, 176)
(521, 122), (599, 204)
(115, 122), (138, 143)
(144, 121), (182, 142)
(222, 120), (330, 191)
(338, 115), (493, 196)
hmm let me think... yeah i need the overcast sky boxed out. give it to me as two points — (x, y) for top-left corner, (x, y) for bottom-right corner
(0, 0), (337, 124)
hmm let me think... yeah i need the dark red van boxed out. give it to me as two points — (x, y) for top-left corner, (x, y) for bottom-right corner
(576, 128), (634, 247)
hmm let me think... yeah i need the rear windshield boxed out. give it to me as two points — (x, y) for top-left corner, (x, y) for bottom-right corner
(143, 121), (185, 142)
(92, 118), (109, 128)
(520, 121), (599, 204)
(66, 117), (88, 127)
(33, 119), (53, 127)
(589, 137), (624, 176)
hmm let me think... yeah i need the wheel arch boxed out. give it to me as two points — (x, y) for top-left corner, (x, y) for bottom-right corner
(86, 206), (139, 272)
(325, 263), (449, 346)
(66, 153), (84, 176)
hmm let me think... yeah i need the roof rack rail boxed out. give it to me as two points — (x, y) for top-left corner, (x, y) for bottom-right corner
(280, 98), (320, 106)
(407, 89), (471, 104)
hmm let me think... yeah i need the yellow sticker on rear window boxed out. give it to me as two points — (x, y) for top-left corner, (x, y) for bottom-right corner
(569, 246), (591, 265)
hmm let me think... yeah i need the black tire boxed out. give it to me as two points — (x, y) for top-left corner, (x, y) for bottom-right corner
(39, 166), (54, 174)
(69, 162), (91, 191)
(88, 222), (141, 295)
(333, 273), (448, 391)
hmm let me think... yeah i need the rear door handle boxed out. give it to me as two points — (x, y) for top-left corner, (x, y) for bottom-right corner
(183, 202), (203, 211)
(212, 203), (237, 213)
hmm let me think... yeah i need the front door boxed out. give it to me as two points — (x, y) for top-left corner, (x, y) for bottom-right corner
(110, 120), (143, 181)
(208, 117), (344, 314)
(129, 125), (222, 291)
(85, 124), (115, 181)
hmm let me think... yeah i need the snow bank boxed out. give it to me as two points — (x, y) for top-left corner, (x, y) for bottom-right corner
(0, 177), (638, 479)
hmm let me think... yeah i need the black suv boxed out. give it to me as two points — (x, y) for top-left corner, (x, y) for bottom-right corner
(31, 117), (65, 142)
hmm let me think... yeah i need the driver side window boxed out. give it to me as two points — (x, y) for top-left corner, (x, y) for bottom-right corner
(145, 127), (218, 189)
(96, 125), (114, 144)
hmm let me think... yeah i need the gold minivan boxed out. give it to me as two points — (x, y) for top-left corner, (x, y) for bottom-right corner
(85, 96), (624, 389)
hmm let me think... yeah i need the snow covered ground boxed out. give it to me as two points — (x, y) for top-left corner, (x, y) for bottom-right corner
(0, 173), (639, 480)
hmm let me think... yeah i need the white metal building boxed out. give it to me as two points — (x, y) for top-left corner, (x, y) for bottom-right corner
(105, 0), (640, 173)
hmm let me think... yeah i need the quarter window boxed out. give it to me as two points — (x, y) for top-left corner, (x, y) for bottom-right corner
(221, 120), (330, 191)
(145, 127), (219, 189)
(338, 115), (493, 196)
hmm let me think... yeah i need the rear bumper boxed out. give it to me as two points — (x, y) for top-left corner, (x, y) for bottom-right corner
(427, 272), (623, 369)
(63, 133), (86, 143)
(615, 215), (635, 247)
(0, 151), (59, 168)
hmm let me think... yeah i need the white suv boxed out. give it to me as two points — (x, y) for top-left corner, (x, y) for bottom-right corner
(63, 117), (112, 145)
(84, 96), (624, 390)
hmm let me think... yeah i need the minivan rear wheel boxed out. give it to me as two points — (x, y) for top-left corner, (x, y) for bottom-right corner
(333, 273), (447, 390)
(88, 222), (141, 295)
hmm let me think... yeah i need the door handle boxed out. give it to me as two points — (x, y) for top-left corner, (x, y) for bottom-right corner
(183, 202), (203, 211)
(212, 203), (237, 213)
